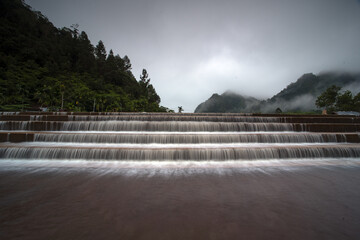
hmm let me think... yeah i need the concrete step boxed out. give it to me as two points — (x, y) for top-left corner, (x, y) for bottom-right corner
(1, 114), (360, 123)
(1, 131), (359, 143)
(1, 143), (360, 160)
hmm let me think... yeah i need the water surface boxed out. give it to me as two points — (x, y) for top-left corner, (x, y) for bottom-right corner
(1, 159), (360, 240)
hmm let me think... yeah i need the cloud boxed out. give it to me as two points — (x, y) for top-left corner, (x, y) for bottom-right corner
(26, 0), (360, 112)
(260, 94), (317, 113)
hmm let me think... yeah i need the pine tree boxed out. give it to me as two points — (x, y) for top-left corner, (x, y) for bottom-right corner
(95, 40), (107, 75)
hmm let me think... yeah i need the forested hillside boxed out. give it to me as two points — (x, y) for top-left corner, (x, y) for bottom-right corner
(0, 0), (169, 112)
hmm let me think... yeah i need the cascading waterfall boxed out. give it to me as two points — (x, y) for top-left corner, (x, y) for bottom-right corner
(4, 114), (359, 123)
(0, 112), (360, 161)
(1, 144), (360, 160)
(33, 132), (345, 144)
(67, 115), (283, 122)
(0, 121), (295, 132)
(0, 112), (19, 115)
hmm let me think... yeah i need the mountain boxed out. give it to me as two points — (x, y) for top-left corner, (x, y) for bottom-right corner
(194, 91), (261, 113)
(0, 0), (168, 112)
(195, 72), (360, 113)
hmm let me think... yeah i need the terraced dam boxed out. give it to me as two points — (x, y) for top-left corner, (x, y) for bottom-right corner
(1, 112), (360, 239)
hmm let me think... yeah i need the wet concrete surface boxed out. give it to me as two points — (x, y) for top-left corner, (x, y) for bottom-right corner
(1, 160), (360, 240)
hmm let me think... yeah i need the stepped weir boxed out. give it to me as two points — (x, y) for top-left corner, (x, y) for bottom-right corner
(1, 112), (360, 161)
(2, 112), (360, 239)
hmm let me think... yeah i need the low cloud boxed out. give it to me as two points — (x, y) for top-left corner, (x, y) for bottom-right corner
(260, 94), (317, 113)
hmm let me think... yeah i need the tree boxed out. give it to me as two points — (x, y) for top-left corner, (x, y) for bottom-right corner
(114, 54), (125, 70)
(139, 69), (161, 105)
(0, 0), (168, 112)
(316, 86), (360, 113)
(122, 55), (132, 71)
(353, 93), (360, 112)
(315, 85), (341, 113)
(335, 90), (353, 111)
(95, 40), (106, 74)
(139, 69), (150, 88)
(95, 40), (106, 61)
(106, 50), (115, 66)
(147, 84), (160, 105)
(70, 23), (79, 38)
(178, 106), (183, 113)
(77, 31), (95, 72)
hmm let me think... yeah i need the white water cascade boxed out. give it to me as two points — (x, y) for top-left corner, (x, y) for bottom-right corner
(1, 112), (360, 161)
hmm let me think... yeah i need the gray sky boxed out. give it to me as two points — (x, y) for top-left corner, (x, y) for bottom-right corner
(25, 0), (360, 112)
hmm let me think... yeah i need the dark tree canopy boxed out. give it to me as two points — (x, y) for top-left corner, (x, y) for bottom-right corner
(139, 69), (150, 87)
(315, 85), (341, 112)
(95, 40), (106, 61)
(335, 90), (354, 111)
(139, 69), (161, 109)
(0, 0), (169, 112)
(316, 85), (360, 113)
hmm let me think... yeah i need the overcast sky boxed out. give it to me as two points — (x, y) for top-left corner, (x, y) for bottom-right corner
(25, 0), (360, 112)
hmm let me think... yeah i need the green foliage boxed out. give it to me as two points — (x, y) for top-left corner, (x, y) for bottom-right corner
(138, 69), (161, 111)
(353, 93), (360, 112)
(0, 0), (169, 112)
(315, 86), (360, 113)
(315, 85), (341, 113)
(335, 90), (353, 111)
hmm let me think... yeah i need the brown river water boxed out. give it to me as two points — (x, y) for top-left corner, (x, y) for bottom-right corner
(1, 159), (360, 240)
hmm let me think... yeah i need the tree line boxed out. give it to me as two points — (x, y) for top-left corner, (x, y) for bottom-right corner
(316, 85), (360, 113)
(0, 0), (170, 112)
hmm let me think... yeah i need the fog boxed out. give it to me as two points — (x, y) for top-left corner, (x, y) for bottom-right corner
(260, 79), (360, 113)
(26, 0), (360, 112)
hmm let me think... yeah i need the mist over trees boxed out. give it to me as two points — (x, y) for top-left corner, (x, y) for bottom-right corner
(195, 73), (360, 113)
(0, 0), (169, 112)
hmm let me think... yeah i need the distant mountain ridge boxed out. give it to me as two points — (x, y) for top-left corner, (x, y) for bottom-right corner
(194, 72), (360, 113)
(194, 92), (262, 113)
